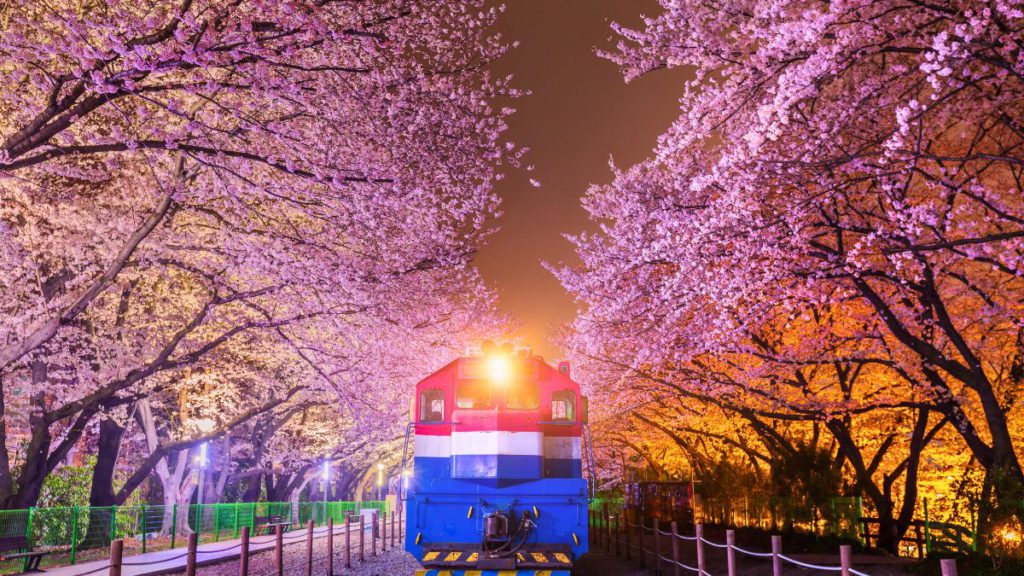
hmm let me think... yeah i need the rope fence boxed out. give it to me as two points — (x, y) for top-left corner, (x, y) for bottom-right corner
(589, 504), (964, 576)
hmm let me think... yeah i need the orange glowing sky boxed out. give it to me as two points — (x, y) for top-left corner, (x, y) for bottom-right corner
(476, 0), (689, 360)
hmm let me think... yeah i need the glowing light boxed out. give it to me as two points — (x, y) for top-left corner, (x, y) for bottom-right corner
(376, 463), (384, 486)
(402, 470), (411, 490)
(1002, 528), (1020, 543)
(322, 461), (330, 480)
(486, 355), (512, 385)
(196, 442), (208, 468)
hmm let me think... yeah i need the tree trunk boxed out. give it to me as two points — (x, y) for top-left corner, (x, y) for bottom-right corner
(84, 418), (128, 547)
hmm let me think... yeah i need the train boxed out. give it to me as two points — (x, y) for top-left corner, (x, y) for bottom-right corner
(402, 344), (594, 576)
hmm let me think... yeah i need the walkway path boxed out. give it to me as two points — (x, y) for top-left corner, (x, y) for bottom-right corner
(43, 522), (365, 576)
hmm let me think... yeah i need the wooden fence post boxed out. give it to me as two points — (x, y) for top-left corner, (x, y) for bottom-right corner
(359, 514), (365, 562)
(653, 517), (662, 576)
(726, 529), (736, 576)
(108, 539), (123, 576)
(306, 519), (314, 576)
(275, 524), (284, 576)
(239, 526), (250, 576)
(372, 511), (378, 556)
(345, 515), (352, 568)
(638, 507), (646, 569)
(625, 507), (631, 561)
(598, 500), (606, 549)
(614, 513), (620, 556)
(940, 558), (958, 576)
(391, 510), (396, 548)
(671, 521), (681, 576)
(696, 523), (706, 576)
(771, 535), (782, 576)
(840, 544), (851, 576)
(186, 532), (198, 576)
(327, 517), (334, 576)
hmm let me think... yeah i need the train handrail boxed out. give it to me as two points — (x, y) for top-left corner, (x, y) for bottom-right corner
(582, 423), (597, 500)
(398, 422), (415, 501)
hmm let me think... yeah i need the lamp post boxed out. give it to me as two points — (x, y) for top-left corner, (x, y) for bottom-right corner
(377, 463), (384, 501)
(195, 442), (208, 532)
(321, 460), (330, 523)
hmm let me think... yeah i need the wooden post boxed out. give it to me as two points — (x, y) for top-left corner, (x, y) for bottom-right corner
(239, 526), (250, 576)
(345, 516), (352, 569)
(275, 524), (284, 576)
(771, 535), (782, 576)
(840, 544), (852, 576)
(940, 558), (958, 576)
(696, 523), (706, 576)
(381, 508), (386, 552)
(186, 533), (198, 576)
(359, 514), (365, 562)
(671, 521), (681, 576)
(653, 517), (662, 576)
(391, 510), (396, 548)
(726, 530), (737, 576)
(108, 539), (123, 576)
(306, 519), (314, 576)
(327, 518), (334, 576)
(625, 507), (631, 561)
(614, 514), (620, 556)
(372, 511), (378, 556)
(598, 502), (606, 545)
(638, 506), (646, 569)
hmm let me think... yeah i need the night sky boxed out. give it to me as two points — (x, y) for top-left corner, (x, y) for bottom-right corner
(477, 1), (688, 360)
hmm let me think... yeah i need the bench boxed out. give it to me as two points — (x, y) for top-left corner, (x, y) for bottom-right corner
(0, 535), (48, 573)
(254, 515), (290, 535)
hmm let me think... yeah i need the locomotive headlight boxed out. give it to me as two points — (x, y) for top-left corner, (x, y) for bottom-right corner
(486, 355), (512, 385)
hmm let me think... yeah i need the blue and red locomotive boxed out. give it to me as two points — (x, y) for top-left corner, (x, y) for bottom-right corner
(402, 344), (593, 576)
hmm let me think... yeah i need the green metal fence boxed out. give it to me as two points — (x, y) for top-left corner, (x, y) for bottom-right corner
(0, 500), (389, 573)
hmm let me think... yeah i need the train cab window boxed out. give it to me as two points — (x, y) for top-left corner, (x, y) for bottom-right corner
(551, 390), (576, 421)
(456, 381), (492, 409)
(419, 388), (446, 422)
(506, 383), (539, 410)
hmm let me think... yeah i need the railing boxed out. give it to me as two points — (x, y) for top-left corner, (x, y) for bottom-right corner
(0, 500), (389, 574)
(588, 505), (962, 576)
(73, 508), (404, 576)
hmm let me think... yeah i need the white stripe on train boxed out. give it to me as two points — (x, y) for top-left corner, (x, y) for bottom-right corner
(415, 433), (581, 459)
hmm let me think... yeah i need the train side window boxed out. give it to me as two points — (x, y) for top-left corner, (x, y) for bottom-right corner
(419, 388), (446, 422)
(456, 381), (492, 409)
(552, 390), (575, 421)
(506, 383), (539, 410)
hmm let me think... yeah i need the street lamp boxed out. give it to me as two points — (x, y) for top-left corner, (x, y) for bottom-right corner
(195, 441), (208, 531)
(377, 463), (384, 501)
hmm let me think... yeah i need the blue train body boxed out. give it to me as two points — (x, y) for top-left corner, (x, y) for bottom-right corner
(402, 351), (592, 576)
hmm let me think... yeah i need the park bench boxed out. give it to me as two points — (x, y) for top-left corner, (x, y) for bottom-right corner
(254, 515), (290, 535)
(0, 535), (48, 572)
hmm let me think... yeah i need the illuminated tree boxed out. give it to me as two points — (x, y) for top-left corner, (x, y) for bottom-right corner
(558, 0), (1024, 540)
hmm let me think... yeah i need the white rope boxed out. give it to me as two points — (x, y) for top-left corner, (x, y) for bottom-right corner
(850, 569), (873, 576)
(676, 533), (698, 541)
(778, 554), (845, 571)
(732, 544), (775, 558)
(658, 528), (674, 536)
(699, 536), (729, 548)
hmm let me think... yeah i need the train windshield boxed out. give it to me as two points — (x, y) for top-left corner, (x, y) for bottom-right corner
(419, 388), (445, 422)
(552, 390), (575, 421)
(456, 381), (492, 409)
(506, 383), (539, 410)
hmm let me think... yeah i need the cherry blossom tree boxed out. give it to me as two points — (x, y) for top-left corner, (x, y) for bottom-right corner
(1, 0), (515, 509)
(558, 0), (1024, 535)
